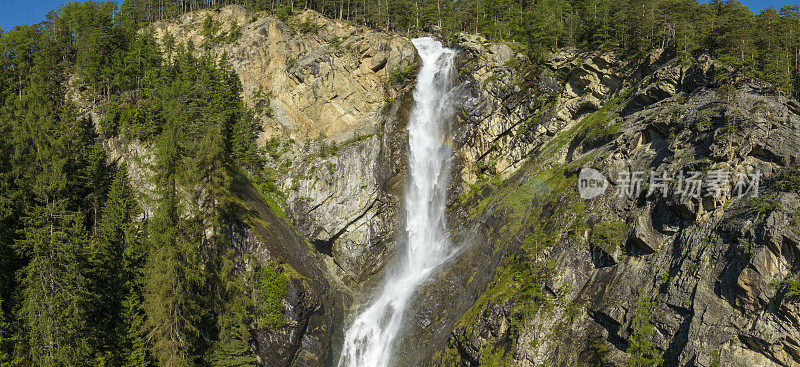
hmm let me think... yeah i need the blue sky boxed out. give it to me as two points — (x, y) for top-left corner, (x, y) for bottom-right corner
(0, 0), (798, 33)
(1, 0), (68, 31)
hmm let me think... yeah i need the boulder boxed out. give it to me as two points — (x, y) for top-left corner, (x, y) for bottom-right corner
(629, 211), (663, 253)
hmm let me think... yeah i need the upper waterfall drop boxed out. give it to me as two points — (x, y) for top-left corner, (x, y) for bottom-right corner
(338, 37), (457, 367)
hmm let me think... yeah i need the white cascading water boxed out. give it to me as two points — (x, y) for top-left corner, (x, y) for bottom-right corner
(338, 37), (457, 367)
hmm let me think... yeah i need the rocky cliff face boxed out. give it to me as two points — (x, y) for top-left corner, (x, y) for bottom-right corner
(150, 6), (417, 141)
(149, 5), (422, 288)
(142, 6), (425, 364)
(428, 37), (800, 367)
(114, 6), (800, 366)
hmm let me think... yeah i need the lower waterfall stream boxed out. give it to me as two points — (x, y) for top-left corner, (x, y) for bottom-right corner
(338, 37), (457, 367)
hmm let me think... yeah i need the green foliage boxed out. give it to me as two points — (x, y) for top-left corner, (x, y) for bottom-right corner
(121, 289), (152, 367)
(254, 87), (274, 118)
(502, 168), (578, 232)
(589, 340), (611, 366)
(775, 165), (800, 192)
(458, 169), (503, 204)
(57, 1), (124, 100)
(3, 0), (800, 364)
(590, 221), (626, 251)
(227, 20), (243, 42)
(0, 2), (265, 364)
(258, 265), (288, 328)
(16, 203), (95, 365)
(317, 134), (375, 158)
(710, 350), (721, 367)
(201, 16), (242, 46)
(774, 278), (800, 299)
(251, 137), (293, 221)
(144, 135), (205, 366)
(265, 194), (288, 221)
(696, 109), (714, 131)
(95, 166), (149, 366)
(452, 165), (590, 363)
(275, 4), (293, 22)
(68, 0), (800, 99)
(0, 21), (120, 361)
(576, 99), (622, 147)
(751, 195), (780, 217)
(202, 14), (224, 46)
(0, 296), (14, 366)
(625, 297), (662, 367)
(386, 62), (415, 86)
(209, 250), (257, 367)
(478, 339), (513, 366)
(298, 18), (322, 34)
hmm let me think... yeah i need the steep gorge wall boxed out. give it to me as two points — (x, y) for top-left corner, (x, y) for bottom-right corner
(428, 37), (800, 367)
(148, 5), (422, 290)
(100, 6), (800, 365)
(82, 6), (421, 365)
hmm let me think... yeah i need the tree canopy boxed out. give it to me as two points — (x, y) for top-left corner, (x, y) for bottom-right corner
(0, 0), (799, 365)
(0, 1), (262, 364)
(117, 0), (799, 96)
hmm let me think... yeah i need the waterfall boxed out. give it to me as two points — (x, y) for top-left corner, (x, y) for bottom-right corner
(338, 37), (457, 367)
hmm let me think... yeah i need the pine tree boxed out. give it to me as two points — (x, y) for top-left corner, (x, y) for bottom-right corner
(755, 8), (791, 92)
(258, 264), (288, 328)
(121, 287), (153, 367)
(15, 202), (95, 366)
(0, 295), (14, 367)
(209, 250), (256, 367)
(144, 123), (204, 366)
(92, 166), (146, 365)
(709, 0), (756, 66)
(625, 297), (662, 367)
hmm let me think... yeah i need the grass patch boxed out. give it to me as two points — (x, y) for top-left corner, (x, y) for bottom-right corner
(317, 134), (375, 158)
(580, 104), (621, 148)
(264, 195), (287, 221)
(589, 221), (626, 252)
(448, 164), (593, 363)
(478, 339), (514, 367)
(258, 264), (288, 328)
(534, 97), (623, 160)
(386, 62), (415, 86)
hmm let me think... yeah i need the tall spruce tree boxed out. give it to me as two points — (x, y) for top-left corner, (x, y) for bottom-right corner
(92, 166), (147, 365)
(209, 250), (256, 367)
(144, 124), (203, 366)
(16, 203), (94, 365)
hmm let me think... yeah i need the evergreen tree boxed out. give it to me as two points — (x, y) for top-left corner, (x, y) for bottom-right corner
(625, 297), (662, 367)
(144, 124), (203, 366)
(15, 202), (95, 365)
(121, 287), (153, 367)
(209, 250), (256, 367)
(0, 295), (14, 366)
(92, 166), (146, 365)
(2, 0), (800, 365)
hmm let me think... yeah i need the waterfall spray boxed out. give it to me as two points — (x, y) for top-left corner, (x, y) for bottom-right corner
(338, 37), (457, 367)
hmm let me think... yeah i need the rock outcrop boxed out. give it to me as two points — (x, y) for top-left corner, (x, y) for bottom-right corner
(432, 39), (800, 367)
(114, 6), (800, 366)
(149, 5), (421, 289)
(149, 6), (417, 142)
(94, 6), (422, 364)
